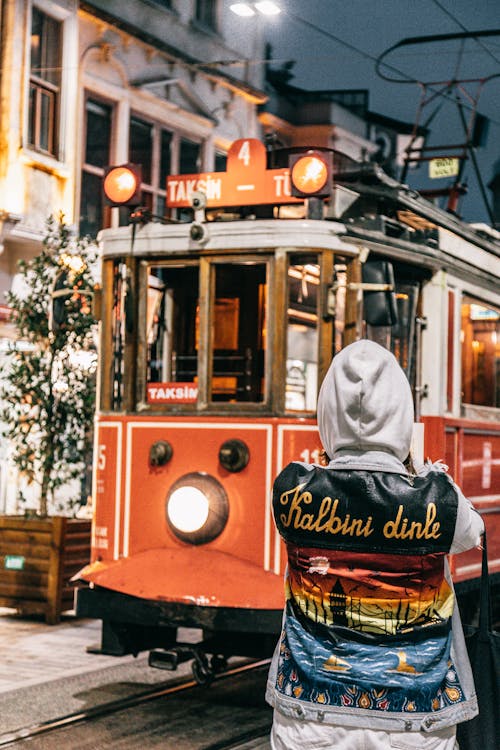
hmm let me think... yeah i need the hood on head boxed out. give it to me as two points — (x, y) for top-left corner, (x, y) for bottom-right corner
(317, 340), (414, 462)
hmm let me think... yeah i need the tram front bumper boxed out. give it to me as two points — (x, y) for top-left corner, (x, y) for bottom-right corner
(74, 546), (284, 621)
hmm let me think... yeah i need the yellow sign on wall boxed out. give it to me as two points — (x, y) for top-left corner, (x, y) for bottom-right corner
(429, 158), (460, 179)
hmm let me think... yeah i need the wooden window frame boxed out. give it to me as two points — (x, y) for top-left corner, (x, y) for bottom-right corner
(28, 9), (61, 157)
(79, 95), (114, 237)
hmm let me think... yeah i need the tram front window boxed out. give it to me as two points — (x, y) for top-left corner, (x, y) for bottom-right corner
(210, 263), (267, 403)
(286, 257), (319, 412)
(147, 265), (199, 387)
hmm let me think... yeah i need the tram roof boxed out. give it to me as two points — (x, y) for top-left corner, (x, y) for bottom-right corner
(336, 163), (500, 258)
(97, 165), (500, 297)
(97, 218), (355, 258)
(335, 165), (500, 294)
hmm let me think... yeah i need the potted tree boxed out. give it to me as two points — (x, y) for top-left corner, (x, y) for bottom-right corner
(0, 215), (97, 623)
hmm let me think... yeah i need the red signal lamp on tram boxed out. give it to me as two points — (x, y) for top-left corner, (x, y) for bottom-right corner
(103, 164), (142, 206)
(289, 150), (333, 198)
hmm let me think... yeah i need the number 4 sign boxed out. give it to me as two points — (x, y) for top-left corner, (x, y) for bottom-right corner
(166, 138), (302, 208)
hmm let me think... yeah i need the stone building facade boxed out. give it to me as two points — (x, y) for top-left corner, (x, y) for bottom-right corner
(0, 0), (268, 510)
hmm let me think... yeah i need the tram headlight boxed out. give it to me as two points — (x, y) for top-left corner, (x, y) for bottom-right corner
(166, 473), (229, 545)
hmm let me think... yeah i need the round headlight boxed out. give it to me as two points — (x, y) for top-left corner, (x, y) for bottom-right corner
(168, 486), (209, 532)
(166, 473), (229, 545)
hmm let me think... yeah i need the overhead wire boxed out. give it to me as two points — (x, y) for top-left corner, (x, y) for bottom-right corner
(273, 0), (498, 219)
(13, 5), (500, 111)
(9, 3), (500, 135)
(429, 0), (500, 66)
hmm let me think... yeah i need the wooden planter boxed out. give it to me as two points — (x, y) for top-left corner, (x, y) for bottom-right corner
(0, 516), (91, 624)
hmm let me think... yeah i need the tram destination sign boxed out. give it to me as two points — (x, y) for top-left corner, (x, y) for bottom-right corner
(147, 382), (198, 404)
(167, 138), (302, 208)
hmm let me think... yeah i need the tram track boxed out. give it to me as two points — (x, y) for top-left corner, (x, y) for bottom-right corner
(0, 658), (271, 748)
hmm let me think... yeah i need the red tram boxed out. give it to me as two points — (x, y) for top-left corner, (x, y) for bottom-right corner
(75, 139), (500, 681)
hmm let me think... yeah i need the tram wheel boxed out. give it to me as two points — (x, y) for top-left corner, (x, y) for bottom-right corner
(192, 657), (214, 685)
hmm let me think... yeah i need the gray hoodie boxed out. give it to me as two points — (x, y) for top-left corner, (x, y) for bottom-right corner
(266, 340), (484, 732)
(318, 339), (414, 463)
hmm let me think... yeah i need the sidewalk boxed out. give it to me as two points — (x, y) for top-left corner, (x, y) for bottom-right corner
(0, 607), (182, 735)
(0, 607), (134, 693)
(0, 607), (272, 747)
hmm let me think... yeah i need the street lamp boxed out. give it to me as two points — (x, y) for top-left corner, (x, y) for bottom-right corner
(230, 2), (281, 17)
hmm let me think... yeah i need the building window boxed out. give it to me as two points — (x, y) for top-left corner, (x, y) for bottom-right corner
(195, 0), (217, 31)
(214, 150), (227, 172)
(28, 7), (62, 156)
(79, 103), (204, 234)
(126, 119), (200, 223)
(179, 138), (201, 174)
(125, 116), (173, 221)
(80, 98), (112, 238)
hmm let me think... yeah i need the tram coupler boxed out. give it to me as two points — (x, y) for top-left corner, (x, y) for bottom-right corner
(148, 644), (228, 685)
(148, 645), (195, 671)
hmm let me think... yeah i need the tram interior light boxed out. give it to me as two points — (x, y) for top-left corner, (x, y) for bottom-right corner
(103, 164), (142, 207)
(289, 151), (332, 198)
(166, 473), (229, 545)
(230, 3), (255, 16)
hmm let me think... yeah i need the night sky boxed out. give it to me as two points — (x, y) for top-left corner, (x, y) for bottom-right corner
(263, 0), (500, 224)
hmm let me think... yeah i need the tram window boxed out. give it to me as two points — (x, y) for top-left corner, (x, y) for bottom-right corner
(286, 257), (319, 412)
(146, 266), (199, 390)
(210, 263), (267, 403)
(461, 298), (500, 408)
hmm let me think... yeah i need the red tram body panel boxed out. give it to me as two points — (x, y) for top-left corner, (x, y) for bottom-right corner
(81, 415), (321, 610)
(81, 415), (500, 602)
(423, 416), (500, 584)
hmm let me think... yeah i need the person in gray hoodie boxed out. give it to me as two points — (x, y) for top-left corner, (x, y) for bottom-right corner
(266, 339), (484, 749)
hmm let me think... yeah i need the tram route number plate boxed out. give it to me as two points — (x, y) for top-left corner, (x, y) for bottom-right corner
(4, 555), (25, 571)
